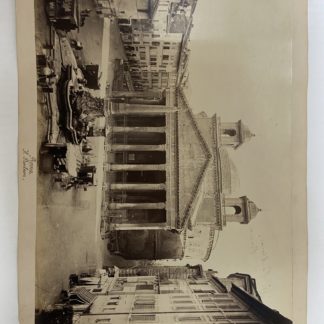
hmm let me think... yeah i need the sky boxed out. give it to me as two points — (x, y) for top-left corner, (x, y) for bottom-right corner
(183, 0), (294, 318)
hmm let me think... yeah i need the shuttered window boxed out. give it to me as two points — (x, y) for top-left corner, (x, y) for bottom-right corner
(178, 316), (202, 322)
(173, 300), (193, 304)
(175, 306), (197, 311)
(136, 284), (154, 290)
(130, 314), (156, 321)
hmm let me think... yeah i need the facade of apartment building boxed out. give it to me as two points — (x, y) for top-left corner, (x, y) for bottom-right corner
(116, 0), (197, 91)
(65, 265), (291, 324)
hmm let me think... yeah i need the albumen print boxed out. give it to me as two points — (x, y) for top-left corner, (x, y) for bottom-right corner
(17, 0), (307, 323)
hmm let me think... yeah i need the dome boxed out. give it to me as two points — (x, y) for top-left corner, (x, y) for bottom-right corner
(182, 226), (211, 260)
(219, 148), (240, 194)
(196, 111), (208, 118)
(246, 199), (262, 221)
(239, 196), (262, 223)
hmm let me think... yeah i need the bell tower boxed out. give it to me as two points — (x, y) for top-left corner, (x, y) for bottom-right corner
(220, 120), (255, 149)
(224, 196), (261, 224)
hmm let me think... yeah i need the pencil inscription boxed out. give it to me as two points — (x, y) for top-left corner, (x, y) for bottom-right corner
(22, 148), (36, 179)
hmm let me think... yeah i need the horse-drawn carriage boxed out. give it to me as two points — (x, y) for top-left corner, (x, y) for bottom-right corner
(41, 141), (97, 190)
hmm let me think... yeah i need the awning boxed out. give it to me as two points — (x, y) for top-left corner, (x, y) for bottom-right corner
(69, 287), (96, 304)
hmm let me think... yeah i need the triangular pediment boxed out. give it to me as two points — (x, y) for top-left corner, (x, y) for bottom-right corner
(176, 89), (212, 229)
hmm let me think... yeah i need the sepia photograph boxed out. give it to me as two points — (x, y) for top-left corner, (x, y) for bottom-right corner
(17, 0), (307, 323)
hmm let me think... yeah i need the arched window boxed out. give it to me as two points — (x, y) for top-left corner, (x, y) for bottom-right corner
(233, 205), (242, 214)
(222, 129), (237, 137)
(225, 205), (242, 215)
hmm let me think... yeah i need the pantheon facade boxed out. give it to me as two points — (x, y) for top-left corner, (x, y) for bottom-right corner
(101, 88), (261, 260)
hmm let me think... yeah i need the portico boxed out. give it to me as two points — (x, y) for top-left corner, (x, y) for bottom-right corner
(104, 98), (178, 231)
(103, 88), (261, 261)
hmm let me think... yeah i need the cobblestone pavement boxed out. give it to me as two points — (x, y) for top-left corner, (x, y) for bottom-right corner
(34, 0), (127, 310)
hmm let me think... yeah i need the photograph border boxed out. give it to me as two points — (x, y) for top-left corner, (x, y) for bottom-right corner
(16, 0), (308, 323)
